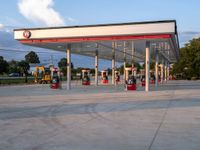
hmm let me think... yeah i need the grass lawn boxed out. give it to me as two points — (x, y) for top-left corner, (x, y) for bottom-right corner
(0, 77), (35, 85)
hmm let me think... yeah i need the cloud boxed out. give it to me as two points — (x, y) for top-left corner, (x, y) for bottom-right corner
(18, 0), (65, 27)
(178, 31), (200, 47)
(66, 17), (77, 23)
(0, 23), (14, 33)
(0, 23), (4, 29)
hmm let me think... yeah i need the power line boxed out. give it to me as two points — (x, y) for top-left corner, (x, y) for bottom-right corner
(0, 47), (65, 54)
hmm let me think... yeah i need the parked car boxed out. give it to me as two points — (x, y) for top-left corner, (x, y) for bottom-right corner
(9, 73), (20, 77)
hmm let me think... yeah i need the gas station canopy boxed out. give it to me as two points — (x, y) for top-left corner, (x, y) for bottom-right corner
(14, 20), (179, 63)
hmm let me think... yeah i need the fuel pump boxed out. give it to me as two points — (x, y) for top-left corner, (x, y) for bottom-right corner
(141, 75), (145, 86)
(150, 71), (156, 84)
(115, 70), (120, 83)
(82, 69), (90, 85)
(50, 68), (61, 89)
(125, 67), (136, 90)
(141, 72), (155, 86)
(101, 70), (108, 84)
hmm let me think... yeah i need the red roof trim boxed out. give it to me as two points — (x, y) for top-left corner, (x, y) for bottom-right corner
(19, 34), (171, 44)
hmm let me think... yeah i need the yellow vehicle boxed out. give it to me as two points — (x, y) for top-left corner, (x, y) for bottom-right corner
(33, 66), (51, 84)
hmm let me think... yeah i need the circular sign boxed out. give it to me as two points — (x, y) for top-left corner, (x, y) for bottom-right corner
(23, 30), (31, 38)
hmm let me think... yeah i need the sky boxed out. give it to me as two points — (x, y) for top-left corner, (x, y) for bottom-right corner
(1, 0), (200, 45)
(0, 0), (199, 30)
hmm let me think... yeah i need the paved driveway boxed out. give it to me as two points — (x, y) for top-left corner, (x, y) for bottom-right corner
(0, 80), (200, 150)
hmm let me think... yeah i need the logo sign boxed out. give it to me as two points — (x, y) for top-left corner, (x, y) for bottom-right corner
(23, 30), (31, 38)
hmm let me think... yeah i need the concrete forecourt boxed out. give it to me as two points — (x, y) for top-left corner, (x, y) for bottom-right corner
(0, 80), (200, 150)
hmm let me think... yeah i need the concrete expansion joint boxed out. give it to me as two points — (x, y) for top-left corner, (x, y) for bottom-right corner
(147, 87), (176, 150)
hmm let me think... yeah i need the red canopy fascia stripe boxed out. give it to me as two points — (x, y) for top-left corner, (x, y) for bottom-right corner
(19, 34), (171, 44)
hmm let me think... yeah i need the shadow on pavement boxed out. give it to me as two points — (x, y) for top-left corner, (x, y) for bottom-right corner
(1, 97), (200, 120)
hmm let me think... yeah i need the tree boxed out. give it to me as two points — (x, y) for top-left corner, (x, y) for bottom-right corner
(107, 68), (112, 75)
(172, 37), (200, 79)
(0, 56), (9, 74)
(58, 58), (74, 69)
(25, 51), (40, 63)
(18, 60), (30, 83)
(58, 58), (74, 76)
(90, 68), (95, 75)
(8, 60), (20, 74)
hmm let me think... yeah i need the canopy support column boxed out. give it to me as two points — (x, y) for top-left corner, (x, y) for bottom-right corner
(161, 59), (164, 84)
(155, 51), (159, 87)
(67, 44), (71, 90)
(131, 41), (134, 76)
(167, 62), (170, 80)
(145, 41), (150, 92)
(123, 41), (126, 84)
(95, 45), (99, 86)
(164, 61), (167, 82)
(112, 42), (115, 85)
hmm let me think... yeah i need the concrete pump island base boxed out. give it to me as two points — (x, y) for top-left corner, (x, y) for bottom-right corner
(1, 80), (200, 150)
